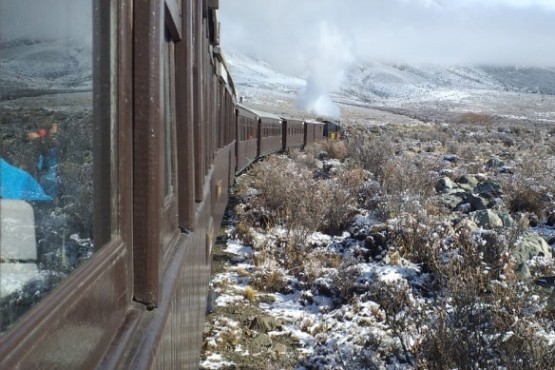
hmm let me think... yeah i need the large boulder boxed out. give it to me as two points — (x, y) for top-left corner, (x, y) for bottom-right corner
(470, 210), (503, 229)
(513, 232), (552, 266)
(250, 315), (282, 333)
(475, 180), (502, 198)
(436, 177), (458, 193)
(456, 174), (479, 192)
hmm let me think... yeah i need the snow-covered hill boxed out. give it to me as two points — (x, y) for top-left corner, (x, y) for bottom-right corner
(0, 38), (92, 100)
(225, 50), (555, 125)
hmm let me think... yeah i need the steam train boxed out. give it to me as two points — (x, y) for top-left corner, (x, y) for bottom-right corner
(0, 1), (325, 368)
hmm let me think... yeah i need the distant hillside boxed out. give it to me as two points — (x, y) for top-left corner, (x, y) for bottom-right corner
(225, 50), (555, 103)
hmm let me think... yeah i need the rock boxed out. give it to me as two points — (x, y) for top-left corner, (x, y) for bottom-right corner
(442, 193), (465, 210)
(475, 180), (502, 198)
(546, 212), (555, 227)
(440, 168), (455, 178)
(206, 288), (217, 314)
(527, 213), (540, 227)
(456, 174), (479, 189)
(364, 233), (388, 259)
(274, 343), (288, 354)
(455, 218), (479, 232)
(252, 333), (272, 347)
(515, 263), (531, 280)
(499, 166), (515, 174)
(513, 232), (552, 266)
(470, 210), (503, 229)
(436, 177), (458, 193)
(314, 160), (324, 170)
(457, 183), (475, 192)
(443, 154), (460, 162)
(466, 194), (489, 211)
(498, 212), (514, 227)
(250, 315), (282, 333)
(486, 158), (505, 169)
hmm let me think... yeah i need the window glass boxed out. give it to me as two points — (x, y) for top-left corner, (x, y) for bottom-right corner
(1, 0), (97, 332)
(162, 27), (175, 197)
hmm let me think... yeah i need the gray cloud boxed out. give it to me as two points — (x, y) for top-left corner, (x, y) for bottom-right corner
(0, 0), (91, 45)
(220, 0), (555, 69)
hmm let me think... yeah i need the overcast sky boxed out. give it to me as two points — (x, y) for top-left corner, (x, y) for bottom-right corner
(0, 0), (91, 44)
(219, 0), (555, 72)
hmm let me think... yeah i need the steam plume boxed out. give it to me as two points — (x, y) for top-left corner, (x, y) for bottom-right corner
(296, 22), (353, 119)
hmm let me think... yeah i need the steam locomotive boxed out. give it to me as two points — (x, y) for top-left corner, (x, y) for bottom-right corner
(0, 1), (325, 368)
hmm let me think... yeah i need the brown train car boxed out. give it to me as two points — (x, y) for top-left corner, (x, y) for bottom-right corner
(282, 118), (305, 151)
(0, 1), (235, 369)
(304, 119), (325, 146)
(235, 103), (259, 173)
(256, 110), (283, 157)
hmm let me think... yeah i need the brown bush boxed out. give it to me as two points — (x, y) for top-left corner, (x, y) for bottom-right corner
(250, 269), (288, 293)
(320, 139), (349, 161)
(458, 111), (494, 125)
(348, 136), (396, 180)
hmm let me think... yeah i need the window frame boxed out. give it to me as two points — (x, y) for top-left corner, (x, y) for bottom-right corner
(0, 1), (134, 367)
(133, 0), (183, 307)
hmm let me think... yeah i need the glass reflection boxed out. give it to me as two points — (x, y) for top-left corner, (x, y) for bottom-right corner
(0, 0), (94, 332)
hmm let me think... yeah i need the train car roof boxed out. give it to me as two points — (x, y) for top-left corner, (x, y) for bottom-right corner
(236, 103), (283, 122)
(280, 117), (303, 124)
(304, 119), (325, 126)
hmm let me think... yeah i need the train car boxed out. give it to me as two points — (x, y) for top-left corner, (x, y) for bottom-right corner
(321, 119), (342, 139)
(256, 109), (283, 157)
(305, 119), (326, 146)
(282, 118), (305, 151)
(0, 1), (319, 368)
(0, 1), (235, 369)
(235, 103), (259, 173)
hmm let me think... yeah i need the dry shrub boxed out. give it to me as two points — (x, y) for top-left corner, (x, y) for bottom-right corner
(348, 135), (396, 180)
(458, 111), (494, 126)
(368, 279), (417, 366)
(317, 168), (364, 235)
(234, 220), (255, 246)
(390, 212), (447, 276)
(418, 228), (555, 369)
(303, 142), (323, 158)
(331, 266), (360, 304)
(506, 186), (544, 216)
(320, 139), (348, 161)
(250, 269), (288, 293)
(249, 156), (360, 264)
(244, 286), (257, 303)
(381, 155), (438, 197)
(374, 155), (440, 219)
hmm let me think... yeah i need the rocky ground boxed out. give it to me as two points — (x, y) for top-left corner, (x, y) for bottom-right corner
(201, 112), (555, 369)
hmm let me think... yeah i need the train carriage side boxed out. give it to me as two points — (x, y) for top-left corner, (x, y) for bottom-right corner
(304, 119), (325, 146)
(282, 118), (305, 151)
(211, 50), (237, 229)
(235, 104), (259, 174)
(0, 1), (235, 369)
(256, 110), (283, 157)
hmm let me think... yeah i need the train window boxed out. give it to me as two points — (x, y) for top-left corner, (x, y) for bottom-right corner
(162, 28), (176, 197)
(0, 0), (114, 332)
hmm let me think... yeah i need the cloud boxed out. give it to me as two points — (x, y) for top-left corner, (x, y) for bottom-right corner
(0, 0), (91, 44)
(219, 0), (555, 68)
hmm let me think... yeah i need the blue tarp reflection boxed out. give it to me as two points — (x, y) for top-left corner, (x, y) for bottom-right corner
(0, 158), (52, 201)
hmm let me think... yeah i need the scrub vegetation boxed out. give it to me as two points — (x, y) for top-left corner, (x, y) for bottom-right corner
(202, 119), (555, 369)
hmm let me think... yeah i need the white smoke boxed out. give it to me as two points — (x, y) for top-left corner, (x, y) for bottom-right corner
(296, 22), (354, 119)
